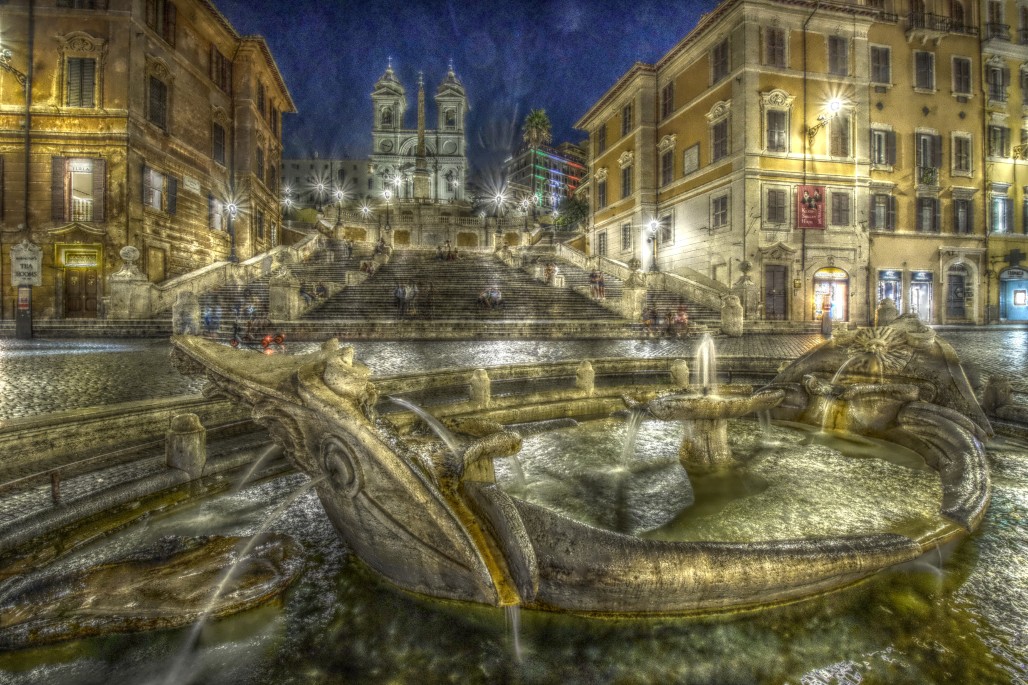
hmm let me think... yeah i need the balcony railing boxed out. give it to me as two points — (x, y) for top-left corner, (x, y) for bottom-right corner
(906, 12), (978, 36)
(71, 197), (93, 222)
(986, 23), (1011, 40)
(917, 166), (939, 186)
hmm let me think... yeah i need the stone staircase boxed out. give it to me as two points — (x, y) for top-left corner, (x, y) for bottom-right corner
(303, 249), (626, 323)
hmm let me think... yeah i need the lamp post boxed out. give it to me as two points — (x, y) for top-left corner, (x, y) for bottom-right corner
(333, 188), (345, 227)
(647, 219), (660, 272)
(382, 188), (392, 245)
(360, 202), (372, 238)
(227, 202), (239, 262)
(806, 98), (842, 145)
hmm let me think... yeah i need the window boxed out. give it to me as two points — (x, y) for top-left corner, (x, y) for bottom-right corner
(445, 109), (456, 129)
(256, 209), (265, 239)
(65, 57), (95, 108)
(828, 36), (848, 76)
(1022, 70), (1028, 106)
(767, 188), (786, 224)
(212, 122), (225, 165)
(210, 46), (231, 93)
(659, 213), (673, 244)
(268, 165), (277, 193)
(148, 75), (168, 130)
(916, 197), (939, 232)
(870, 46), (890, 84)
(381, 106), (393, 127)
(987, 64), (1009, 101)
(712, 119), (729, 162)
(209, 195), (224, 231)
(831, 193), (851, 226)
(829, 113), (850, 157)
(597, 179), (607, 208)
(596, 125), (606, 154)
(987, 0), (1008, 39)
(992, 194), (1012, 232)
(953, 198), (973, 234)
(766, 110), (787, 152)
(595, 231), (607, 257)
(916, 131), (941, 170)
(621, 222), (632, 251)
(989, 125), (1010, 157)
(914, 51), (934, 90)
(146, 0), (176, 45)
(953, 57), (971, 95)
(257, 81), (266, 117)
(953, 134), (971, 173)
(871, 129), (896, 166)
(256, 146), (265, 184)
(57, 0), (110, 7)
(660, 82), (674, 120)
(621, 165), (632, 199)
(621, 102), (633, 137)
(143, 165), (177, 214)
(712, 40), (730, 83)
(765, 27), (786, 68)
(52, 157), (106, 223)
(660, 150), (674, 186)
(870, 193), (895, 231)
(712, 194), (729, 228)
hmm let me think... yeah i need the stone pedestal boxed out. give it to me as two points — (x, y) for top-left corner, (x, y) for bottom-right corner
(269, 272), (301, 321)
(731, 275), (760, 319)
(107, 246), (153, 319)
(575, 361), (595, 395)
(470, 369), (491, 408)
(670, 360), (690, 388)
(166, 413), (206, 479)
(552, 274), (566, 288)
(172, 291), (201, 335)
(721, 295), (744, 337)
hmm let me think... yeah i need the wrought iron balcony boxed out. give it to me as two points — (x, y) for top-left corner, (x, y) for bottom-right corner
(917, 166), (939, 186)
(986, 23), (1011, 40)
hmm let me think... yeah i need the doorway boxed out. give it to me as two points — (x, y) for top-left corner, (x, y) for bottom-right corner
(909, 271), (934, 323)
(147, 247), (167, 283)
(812, 267), (849, 321)
(65, 269), (98, 318)
(945, 264), (968, 320)
(764, 265), (787, 320)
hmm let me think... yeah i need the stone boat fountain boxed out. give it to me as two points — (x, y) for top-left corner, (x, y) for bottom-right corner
(170, 316), (990, 615)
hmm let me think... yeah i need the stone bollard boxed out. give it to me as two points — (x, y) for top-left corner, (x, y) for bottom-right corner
(107, 246), (153, 319)
(720, 295), (744, 337)
(172, 291), (201, 335)
(982, 376), (1013, 414)
(622, 271), (647, 321)
(670, 360), (690, 388)
(876, 298), (899, 327)
(576, 361), (595, 396)
(470, 369), (491, 408)
(166, 413), (207, 479)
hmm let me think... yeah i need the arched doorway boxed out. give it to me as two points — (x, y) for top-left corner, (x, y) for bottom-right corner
(813, 267), (849, 321)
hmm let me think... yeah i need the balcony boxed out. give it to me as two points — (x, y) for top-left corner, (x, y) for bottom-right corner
(905, 12), (978, 40)
(916, 166), (939, 187)
(71, 197), (94, 222)
(986, 23), (1011, 40)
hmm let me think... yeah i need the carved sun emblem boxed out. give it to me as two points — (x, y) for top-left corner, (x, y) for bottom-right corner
(845, 327), (911, 376)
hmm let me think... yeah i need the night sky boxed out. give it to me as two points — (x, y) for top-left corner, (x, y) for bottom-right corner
(216, 0), (719, 175)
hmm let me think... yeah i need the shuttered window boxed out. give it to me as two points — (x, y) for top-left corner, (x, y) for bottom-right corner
(870, 194), (895, 231)
(148, 76), (168, 130)
(143, 165), (177, 214)
(212, 122), (225, 165)
(146, 0), (176, 45)
(767, 189), (786, 224)
(66, 58), (95, 108)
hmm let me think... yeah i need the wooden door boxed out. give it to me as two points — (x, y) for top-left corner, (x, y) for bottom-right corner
(765, 265), (787, 320)
(147, 247), (167, 283)
(65, 268), (98, 318)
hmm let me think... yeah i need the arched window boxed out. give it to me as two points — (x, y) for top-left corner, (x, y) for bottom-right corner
(381, 106), (393, 127)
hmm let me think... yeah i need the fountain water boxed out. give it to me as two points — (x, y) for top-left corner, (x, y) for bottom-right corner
(233, 444), (283, 492)
(694, 332), (717, 394)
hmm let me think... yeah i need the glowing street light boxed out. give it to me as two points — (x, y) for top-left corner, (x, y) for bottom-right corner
(333, 188), (345, 226)
(647, 219), (660, 272)
(227, 202), (239, 262)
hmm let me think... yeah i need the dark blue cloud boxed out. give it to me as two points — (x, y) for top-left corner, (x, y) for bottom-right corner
(217, 0), (718, 176)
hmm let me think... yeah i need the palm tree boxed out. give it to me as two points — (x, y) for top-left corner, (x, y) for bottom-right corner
(522, 109), (552, 150)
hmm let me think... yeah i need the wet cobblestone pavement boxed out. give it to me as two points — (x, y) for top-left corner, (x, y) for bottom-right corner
(0, 330), (1022, 422)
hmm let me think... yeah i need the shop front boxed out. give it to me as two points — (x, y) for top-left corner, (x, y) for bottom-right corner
(909, 270), (933, 323)
(999, 267), (1028, 322)
(877, 269), (902, 312)
(813, 267), (849, 322)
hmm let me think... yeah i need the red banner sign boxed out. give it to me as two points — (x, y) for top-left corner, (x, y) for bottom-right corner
(796, 185), (826, 229)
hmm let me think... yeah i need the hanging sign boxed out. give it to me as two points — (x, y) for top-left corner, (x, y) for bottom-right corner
(796, 185), (826, 229)
(11, 240), (42, 287)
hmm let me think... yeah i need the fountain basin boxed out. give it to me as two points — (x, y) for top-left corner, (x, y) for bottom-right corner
(170, 324), (989, 615)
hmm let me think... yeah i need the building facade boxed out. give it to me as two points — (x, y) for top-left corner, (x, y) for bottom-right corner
(369, 63), (469, 202)
(281, 156), (375, 213)
(576, 0), (1028, 325)
(504, 141), (586, 211)
(0, 0), (293, 320)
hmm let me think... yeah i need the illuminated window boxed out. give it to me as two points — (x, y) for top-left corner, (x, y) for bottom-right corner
(1014, 290), (1027, 306)
(52, 156), (106, 223)
(143, 165), (177, 214)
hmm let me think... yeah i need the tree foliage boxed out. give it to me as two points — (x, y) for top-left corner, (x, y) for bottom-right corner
(554, 196), (588, 231)
(522, 109), (553, 149)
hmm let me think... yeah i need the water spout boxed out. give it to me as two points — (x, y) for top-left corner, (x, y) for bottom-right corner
(233, 444), (283, 492)
(619, 407), (645, 466)
(389, 396), (461, 457)
(159, 474), (327, 685)
(694, 333), (717, 395)
(505, 604), (523, 663)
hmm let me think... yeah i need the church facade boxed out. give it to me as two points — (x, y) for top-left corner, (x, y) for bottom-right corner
(369, 63), (469, 202)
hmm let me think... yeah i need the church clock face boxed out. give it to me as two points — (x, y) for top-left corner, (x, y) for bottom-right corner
(442, 140), (456, 155)
(380, 140), (394, 152)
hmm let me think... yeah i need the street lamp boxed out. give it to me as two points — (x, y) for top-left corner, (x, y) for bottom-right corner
(333, 188), (345, 227)
(807, 98), (842, 144)
(647, 219), (660, 272)
(314, 181), (327, 211)
(382, 187), (393, 243)
(227, 202), (239, 262)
